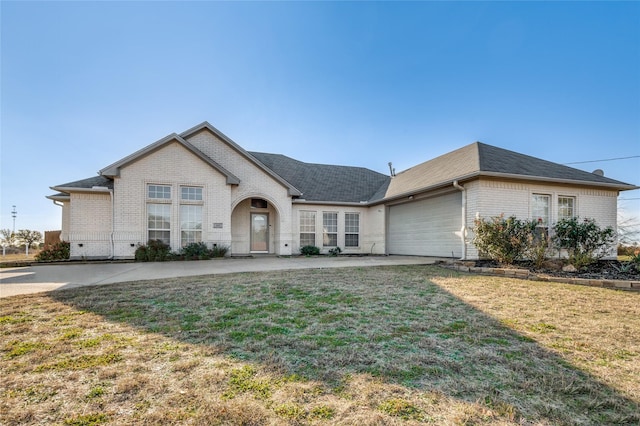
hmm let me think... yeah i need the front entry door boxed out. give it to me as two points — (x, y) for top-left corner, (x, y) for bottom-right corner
(250, 213), (269, 252)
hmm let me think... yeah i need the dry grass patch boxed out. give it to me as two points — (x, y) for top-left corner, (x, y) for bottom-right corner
(1, 265), (638, 425)
(0, 252), (39, 263)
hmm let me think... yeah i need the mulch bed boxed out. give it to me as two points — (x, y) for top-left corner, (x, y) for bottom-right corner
(474, 259), (640, 282)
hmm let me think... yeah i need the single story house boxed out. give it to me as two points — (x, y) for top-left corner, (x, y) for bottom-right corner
(48, 121), (637, 260)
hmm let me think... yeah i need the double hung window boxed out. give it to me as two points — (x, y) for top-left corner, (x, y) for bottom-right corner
(147, 184), (171, 245)
(557, 196), (575, 221)
(532, 194), (550, 228)
(180, 186), (203, 246)
(344, 213), (360, 247)
(323, 212), (338, 247)
(300, 211), (316, 247)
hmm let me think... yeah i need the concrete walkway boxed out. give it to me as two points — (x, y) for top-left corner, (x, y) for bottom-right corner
(0, 256), (439, 298)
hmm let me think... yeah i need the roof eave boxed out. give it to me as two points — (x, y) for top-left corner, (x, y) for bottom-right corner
(380, 181), (459, 205)
(293, 199), (370, 207)
(46, 194), (71, 202)
(478, 171), (638, 191)
(50, 186), (112, 194)
(379, 170), (636, 205)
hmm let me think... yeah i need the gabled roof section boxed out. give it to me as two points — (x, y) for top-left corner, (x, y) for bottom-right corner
(476, 142), (635, 186)
(385, 143), (480, 198)
(51, 175), (114, 193)
(386, 142), (637, 199)
(46, 192), (71, 202)
(99, 133), (240, 185)
(250, 152), (390, 203)
(180, 122), (303, 197)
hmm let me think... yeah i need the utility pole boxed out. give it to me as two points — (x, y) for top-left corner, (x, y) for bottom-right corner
(11, 205), (17, 233)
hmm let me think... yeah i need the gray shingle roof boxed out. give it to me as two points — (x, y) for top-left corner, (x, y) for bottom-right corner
(53, 175), (114, 191)
(49, 133), (635, 203)
(249, 152), (391, 203)
(476, 142), (632, 185)
(386, 141), (636, 198)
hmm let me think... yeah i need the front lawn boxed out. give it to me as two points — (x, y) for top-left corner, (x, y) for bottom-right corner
(1, 265), (638, 425)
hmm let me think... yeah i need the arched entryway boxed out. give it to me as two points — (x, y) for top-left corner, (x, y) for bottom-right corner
(230, 197), (280, 255)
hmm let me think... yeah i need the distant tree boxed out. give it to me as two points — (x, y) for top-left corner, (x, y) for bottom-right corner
(618, 214), (640, 246)
(1, 228), (16, 247)
(16, 229), (43, 256)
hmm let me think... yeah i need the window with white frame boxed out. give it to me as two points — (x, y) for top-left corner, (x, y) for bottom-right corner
(300, 211), (316, 247)
(181, 186), (203, 201)
(180, 186), (203, 246)
(345, 213), (360, 247)
(532, 194), (550, 227)
(557, 196), (575, 221)
(147, 184), (172, 244)
(180, 205), (202, 246)
(147, 203), (171, 244)
(323, 212), (338, 247)
(148, 184), (171, 199)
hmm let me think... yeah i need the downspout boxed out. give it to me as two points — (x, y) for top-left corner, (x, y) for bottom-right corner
(109, 189), (115, 260)
(52, 200), (65, 240)
(453, 180), (467, 260)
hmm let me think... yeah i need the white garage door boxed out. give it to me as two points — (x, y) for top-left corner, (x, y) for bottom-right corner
(388, 191), (462, 257)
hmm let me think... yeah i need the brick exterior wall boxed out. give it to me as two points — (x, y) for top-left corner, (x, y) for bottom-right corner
(60, 201), (70, 242)
(68, 192), (112, 259)
(114, 141), (232, 258)
(64, 130), (298, 259)
(58, 128), (621, 260)
(464, 178), (619, 259)
(291, 204), (385, 255)
(186, 129), (294, 255)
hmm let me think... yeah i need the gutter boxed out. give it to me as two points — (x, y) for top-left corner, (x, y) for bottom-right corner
(475, 171), (638, 191)
(292, 199), (370, 207)
(373, 171), (637, 207)
(453, 180), (467, 260)
(51, 186), (113, 194)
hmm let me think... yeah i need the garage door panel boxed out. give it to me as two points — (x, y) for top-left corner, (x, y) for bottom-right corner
(388, 192), (461, 257)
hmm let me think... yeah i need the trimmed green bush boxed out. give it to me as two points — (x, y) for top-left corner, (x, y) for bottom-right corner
(178, 242), (229, 259)
(182, 242), (211, 260)
(135, 240), (171, 262)
(328, 247), (342, 257)
(210, 245), (229, 258)
(300, 245), (320, 256)
(136, 241), (228, 261)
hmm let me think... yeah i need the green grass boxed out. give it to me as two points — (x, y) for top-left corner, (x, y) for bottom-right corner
(0, 265), (638, 425)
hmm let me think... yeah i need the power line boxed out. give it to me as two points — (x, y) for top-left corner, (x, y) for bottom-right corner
(564, 155), (640, 165)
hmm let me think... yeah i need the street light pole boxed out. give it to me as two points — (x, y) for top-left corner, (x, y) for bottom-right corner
(11, 205), (17, 233)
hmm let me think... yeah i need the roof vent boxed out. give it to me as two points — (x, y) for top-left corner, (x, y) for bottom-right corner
(592, 169), (604, 177)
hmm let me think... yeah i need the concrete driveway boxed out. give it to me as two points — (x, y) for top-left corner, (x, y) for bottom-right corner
(0, 256), (439, 298)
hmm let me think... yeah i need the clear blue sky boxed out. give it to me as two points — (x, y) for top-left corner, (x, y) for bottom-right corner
(1, 1), (639, 236)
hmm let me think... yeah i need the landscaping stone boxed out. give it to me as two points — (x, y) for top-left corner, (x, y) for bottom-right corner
(441, 259), (640, 292)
